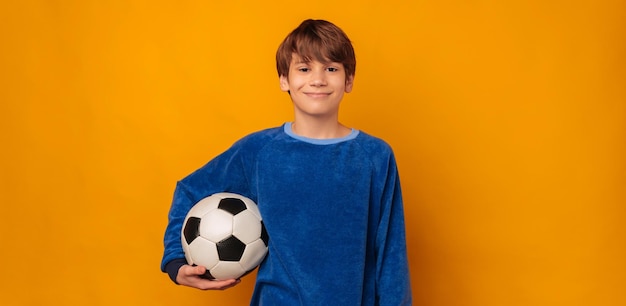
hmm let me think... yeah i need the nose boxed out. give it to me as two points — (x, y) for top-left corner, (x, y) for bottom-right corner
(309, 70), (327, 87)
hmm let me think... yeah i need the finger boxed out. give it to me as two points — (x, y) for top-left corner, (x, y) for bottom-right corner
(192, 265), (206, 276)
(177, 265), (205, 286)
(217, 278), (241, 290)
(179, 264), (205, 277)
(196, 278), (241, 291)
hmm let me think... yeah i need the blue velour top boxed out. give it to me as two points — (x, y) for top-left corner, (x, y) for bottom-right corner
(161, 123), (412, 305)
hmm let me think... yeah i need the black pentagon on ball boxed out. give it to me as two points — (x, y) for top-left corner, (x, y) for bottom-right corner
(216, 236), (246, 261)
(218, 197), (247, 215)
(183, 217), (202, 244)
(260, 221), (269, 246)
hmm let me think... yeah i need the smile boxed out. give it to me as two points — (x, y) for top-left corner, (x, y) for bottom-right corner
(304, 92), (331, 98)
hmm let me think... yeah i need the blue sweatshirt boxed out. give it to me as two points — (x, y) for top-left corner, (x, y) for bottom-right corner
(161, 123), (412, 305)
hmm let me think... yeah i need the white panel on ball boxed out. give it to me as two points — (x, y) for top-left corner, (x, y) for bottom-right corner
(210, 261), (246, 280)
(238, 239), (268, 271)
(200, 209), (234, 242)
(187, 237), (220, 269)
(232, 210), (262, 244)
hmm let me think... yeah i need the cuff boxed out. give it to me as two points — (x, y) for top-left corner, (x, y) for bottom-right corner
(164, 258), (188, 284)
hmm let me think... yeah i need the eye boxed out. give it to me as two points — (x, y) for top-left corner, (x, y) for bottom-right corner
(326, 67), (339, 72)
(297, 67), (310, 72)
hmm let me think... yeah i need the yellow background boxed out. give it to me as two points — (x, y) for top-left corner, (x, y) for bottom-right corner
(1, 1), (624, 305)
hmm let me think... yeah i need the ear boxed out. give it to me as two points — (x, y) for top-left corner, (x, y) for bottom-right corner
(344, 75), (355, 93)
(279, 75), (290, 92)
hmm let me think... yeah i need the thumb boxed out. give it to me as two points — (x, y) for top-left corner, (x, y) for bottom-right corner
(193, 265), (207, 275)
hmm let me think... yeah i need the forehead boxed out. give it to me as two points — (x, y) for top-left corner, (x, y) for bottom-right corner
(290, 53), (338, 65)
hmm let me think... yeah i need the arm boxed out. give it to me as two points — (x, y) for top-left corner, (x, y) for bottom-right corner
(375, 154), (412, 305)
(161, 143), (253, 288)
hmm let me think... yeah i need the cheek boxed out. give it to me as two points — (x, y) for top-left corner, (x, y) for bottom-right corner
(290, 78), (307, 89)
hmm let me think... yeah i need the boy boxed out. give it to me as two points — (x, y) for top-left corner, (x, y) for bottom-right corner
(161, 19), (412, 305)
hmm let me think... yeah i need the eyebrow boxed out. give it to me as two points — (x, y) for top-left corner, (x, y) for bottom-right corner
(294, 58), (341, 66)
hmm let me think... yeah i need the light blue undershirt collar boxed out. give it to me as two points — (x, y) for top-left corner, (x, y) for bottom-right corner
(284, 122), (359, 145)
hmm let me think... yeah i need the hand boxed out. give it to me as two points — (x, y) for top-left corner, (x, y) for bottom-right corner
(176, 265), (241, 290)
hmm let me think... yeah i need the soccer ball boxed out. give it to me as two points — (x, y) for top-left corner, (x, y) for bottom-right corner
(181, 192), (269, 280)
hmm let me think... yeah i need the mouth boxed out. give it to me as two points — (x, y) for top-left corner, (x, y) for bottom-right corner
(304, 92), (331, 98)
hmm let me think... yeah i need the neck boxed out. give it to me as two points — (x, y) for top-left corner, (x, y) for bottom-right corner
(291, 118), (351, 139)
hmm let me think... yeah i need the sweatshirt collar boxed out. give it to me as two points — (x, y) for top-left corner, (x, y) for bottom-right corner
(284, 122), (359, 145)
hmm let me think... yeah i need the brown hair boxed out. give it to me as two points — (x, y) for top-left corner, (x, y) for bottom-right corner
(276, 19), (356, 78)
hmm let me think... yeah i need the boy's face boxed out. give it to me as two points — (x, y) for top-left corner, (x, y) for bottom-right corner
(279, 54), (354, 120)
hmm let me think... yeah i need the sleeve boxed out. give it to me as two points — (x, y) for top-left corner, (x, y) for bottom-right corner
(160, 142), (253, 276)
(375, 152), (412, 305)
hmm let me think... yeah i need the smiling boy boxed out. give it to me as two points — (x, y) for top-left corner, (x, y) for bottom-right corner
(161, 19), (412, 305)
